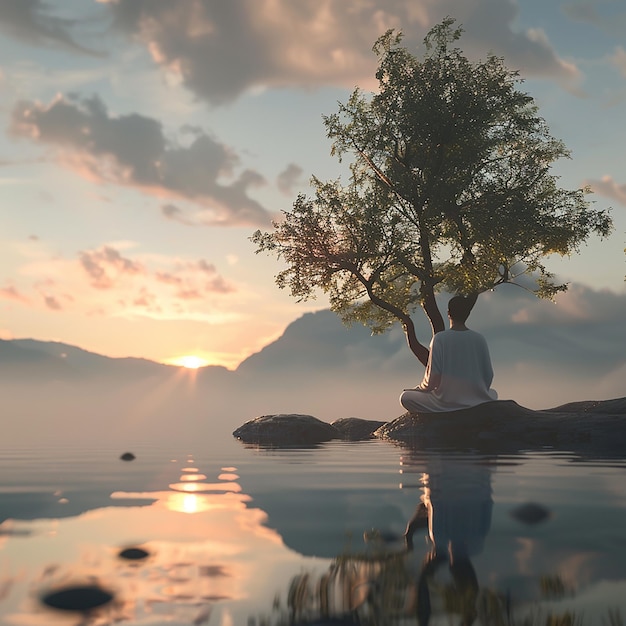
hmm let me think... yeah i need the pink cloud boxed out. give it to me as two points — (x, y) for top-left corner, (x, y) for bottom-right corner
(106, 0), (581, 104)
(206, 276), (235, 294)
(196, 259), (217, 274)
(132, 288), (160, 311)
(155, 271), (183, 286)
(10, 95), (272, 227)
(43, 295), (62, 310)
(75, 245), (236, 313)
(176, 289), (203, 300)
(79, 246), (145, 289)
(586, 175), (626, 206)
(0, 284), (30, 304)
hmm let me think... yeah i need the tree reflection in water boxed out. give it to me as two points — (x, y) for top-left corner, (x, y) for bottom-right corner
(253, 454), (624, 626)
(252, 454), (495, 625)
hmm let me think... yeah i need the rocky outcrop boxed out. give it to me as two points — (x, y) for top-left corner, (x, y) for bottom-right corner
(546, 397), (626, 415)
(233, 414), (340, 446)
(375, 398), (626, 458)
(331, 417), (387, 441)
(232, 398), (626, 457)
(233, 414), (388, 445)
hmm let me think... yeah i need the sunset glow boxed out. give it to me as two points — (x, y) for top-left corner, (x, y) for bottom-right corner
(0, 1), (625, 413)
(169, 355), (210, 369)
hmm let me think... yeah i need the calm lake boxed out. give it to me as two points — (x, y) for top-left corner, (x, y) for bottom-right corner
(1, 435), (625, 625)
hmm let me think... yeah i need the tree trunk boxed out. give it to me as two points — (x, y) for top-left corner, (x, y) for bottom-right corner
(356, 271), (431, 367)
(421, 286), (445, 336)
(408, 290), (477, 368)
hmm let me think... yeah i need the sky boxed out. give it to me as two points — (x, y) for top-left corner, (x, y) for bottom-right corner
(0, 0), (625, 373)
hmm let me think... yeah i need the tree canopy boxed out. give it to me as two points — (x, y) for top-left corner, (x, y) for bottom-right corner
(252, 18), (612, 366)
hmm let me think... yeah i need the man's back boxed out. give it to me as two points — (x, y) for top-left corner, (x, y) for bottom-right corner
(400, 327), (497, 413)
(428, 328), (495, 408)
(400, 295), (498, 414)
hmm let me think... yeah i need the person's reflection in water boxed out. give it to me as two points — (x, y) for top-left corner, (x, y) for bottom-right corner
(403, 455), (493, 625)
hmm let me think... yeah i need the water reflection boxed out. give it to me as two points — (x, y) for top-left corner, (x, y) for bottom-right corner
(256, 449), (626, 625)
(403, 454), (493, 624)
(0, 456), (329, 625)
(241, 453), (497, 625)
(2, 443), (626, 625)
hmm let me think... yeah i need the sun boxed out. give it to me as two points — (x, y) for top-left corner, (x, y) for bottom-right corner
(171, 355), (209, 369)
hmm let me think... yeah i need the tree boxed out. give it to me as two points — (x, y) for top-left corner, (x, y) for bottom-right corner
(252, 18), (612, 367)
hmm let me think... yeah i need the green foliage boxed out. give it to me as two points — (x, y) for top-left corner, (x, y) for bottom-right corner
(252, 17), (612, 353)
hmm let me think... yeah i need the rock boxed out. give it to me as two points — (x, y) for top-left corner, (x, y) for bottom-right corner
(41, 584), (114, 612)
(331, 417), (387, 441)
(374, 397), (626, 458)
(119, 452), (135, 461)
(232, 398), (626, 458)
(118, 546), (150, 560)
(510, 502), (551, 525)
(546, 397), (626, 415)
(233, 414), (340, 446)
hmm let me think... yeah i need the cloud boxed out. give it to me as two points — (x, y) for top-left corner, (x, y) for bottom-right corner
(585, 175), (626, 206)
(277, 163), (304, 196)
(105, 0), (581, 104)
(76, 245), (236, 298)
(562, 2), (600, 24)
(562, 2), (626, 37)
(9, 243), (240, 325)
(79, 246), (145, 289)
(43, 295), (62, 310)
(155, 271), (182, 286)
(175, 288), (203, 300)
(0, 0), (99, 55)
(610, 46), (626, 77)
(0, 284), (30, 304)
(461, 1), (580, 87)
(10, 94), (273, 226)
(161, 203), (195, 226)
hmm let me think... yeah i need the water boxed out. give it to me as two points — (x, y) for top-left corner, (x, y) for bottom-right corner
(1, 437), (625, 625)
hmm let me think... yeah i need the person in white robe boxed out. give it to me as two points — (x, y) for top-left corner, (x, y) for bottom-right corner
(400, 296), (497, 413)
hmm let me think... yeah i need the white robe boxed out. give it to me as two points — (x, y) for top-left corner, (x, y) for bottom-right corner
(400, 328), (497, 413)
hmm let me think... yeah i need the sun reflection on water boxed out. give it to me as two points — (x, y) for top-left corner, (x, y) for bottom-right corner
(167, 492), (202, 514)
(0, 457), (323, 626)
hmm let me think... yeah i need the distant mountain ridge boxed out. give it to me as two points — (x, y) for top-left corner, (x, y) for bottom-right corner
(236, 309), (417, 377)
(0, 338), (179, 380)
(0, 339), (67, 367)
(2, 297), (626, 434)
(0, 310), (417, 383)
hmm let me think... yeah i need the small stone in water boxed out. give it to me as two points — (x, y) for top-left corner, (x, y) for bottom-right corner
(120, 452), (135, 461)
(41, 584), (114, 611)
(118, 546), (150, 560)
(510, 502), (551, 525)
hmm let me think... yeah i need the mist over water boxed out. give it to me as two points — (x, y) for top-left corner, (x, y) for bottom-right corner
(2, 308), (626, 624)
(3, 283), (626, 451)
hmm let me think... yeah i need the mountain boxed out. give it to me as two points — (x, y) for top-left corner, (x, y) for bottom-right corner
(12, 338), (172, 377)
(2, 283), (626, 424)
(236, 309), (421, 379)
(1, 311), (419, 384)
(0, 338), (75, 379)
(1, 338), (229, 381)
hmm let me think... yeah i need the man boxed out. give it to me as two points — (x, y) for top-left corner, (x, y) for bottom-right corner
(400, 296), (497, 413)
